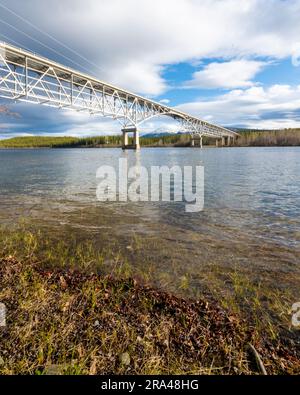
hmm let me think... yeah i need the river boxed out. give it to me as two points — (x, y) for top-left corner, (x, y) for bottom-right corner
(0, 146), (299, 297)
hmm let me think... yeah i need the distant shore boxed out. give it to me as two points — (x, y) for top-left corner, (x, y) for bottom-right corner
(0, 128), (300, 148)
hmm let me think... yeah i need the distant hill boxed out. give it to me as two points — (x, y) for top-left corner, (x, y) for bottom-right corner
(141, 131), (185, 138)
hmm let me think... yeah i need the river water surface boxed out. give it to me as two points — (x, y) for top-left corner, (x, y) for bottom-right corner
(0, 147), (299, 297)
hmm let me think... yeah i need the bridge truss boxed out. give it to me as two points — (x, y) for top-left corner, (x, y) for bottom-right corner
(0, 41), (238, 144)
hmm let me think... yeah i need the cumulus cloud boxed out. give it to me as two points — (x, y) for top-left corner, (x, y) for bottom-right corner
(1, 0), (300, 133)
(177, 84), (300, 128)
(0, 101), (182, 137)
(185, 60), (267, 89)
(1, 0), (300, 95)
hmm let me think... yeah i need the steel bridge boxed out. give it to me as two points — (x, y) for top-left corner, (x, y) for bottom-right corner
(0, 41), (239, 149)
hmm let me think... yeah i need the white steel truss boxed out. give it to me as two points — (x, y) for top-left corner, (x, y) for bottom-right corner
(0, 41), (239, 139)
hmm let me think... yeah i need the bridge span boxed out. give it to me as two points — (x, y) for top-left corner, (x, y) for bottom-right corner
(0, 41), (239, 149)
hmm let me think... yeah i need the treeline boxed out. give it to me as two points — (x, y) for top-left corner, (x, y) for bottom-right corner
(0, 134), (190, 148)
(141, 134), (190, 146)
(235, 129), (300, 146)
(1, 129), (300, 148)
(0, 136), (122, 148)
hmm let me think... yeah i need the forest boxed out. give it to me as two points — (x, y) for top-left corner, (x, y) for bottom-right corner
(0, 129), (300, 148)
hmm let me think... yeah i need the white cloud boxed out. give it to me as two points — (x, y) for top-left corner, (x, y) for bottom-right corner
(2, 0), (300, 132)
(177, 84), (300, 128)
(185, 60), (267, 89)
(1, 0), (300, 95)
(0, 101), (183, 138)
(3, 83), (300, 135)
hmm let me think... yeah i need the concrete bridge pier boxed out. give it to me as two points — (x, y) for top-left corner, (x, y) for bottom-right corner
(216, 136), (236, 147)
(191, 135), (203, 148)
(216, 137), (227, 147)
(226, 136), (235, 146)
(216, 138), (223, 147)
(224, 136), (229, 146)
(122, 127), (140, 150)
(134, 128), (140, 150)
(122, 129), (129, 148)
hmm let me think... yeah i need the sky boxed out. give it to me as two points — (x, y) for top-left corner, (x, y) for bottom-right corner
(1, 0), (300, 139)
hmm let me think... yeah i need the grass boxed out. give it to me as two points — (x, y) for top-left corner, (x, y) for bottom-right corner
(0, 224), (299, 375)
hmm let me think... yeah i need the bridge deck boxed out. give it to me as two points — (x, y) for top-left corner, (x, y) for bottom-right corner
(0, 41), (238, 139)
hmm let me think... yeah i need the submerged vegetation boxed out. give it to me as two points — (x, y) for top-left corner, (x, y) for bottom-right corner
(0, 224), (299, 375)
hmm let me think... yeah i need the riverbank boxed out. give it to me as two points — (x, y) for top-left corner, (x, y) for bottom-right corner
(0, 226), (299, 375)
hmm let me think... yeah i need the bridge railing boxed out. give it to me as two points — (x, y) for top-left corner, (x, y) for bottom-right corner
(0, 41), (239, 139)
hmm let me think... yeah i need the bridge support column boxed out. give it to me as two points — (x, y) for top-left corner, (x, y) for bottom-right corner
(191, 136), (203, 148)
(122, 127), (140, 150)
(134, 128), (140, 150)
(122, 130), (129, 148)
(216, 139), (219, 147)
(221, 137), (225, 147)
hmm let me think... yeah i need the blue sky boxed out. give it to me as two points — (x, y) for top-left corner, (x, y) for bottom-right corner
(1, 0), (300, 138)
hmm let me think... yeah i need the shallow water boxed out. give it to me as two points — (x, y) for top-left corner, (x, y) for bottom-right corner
(0, 147), (299, 296)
